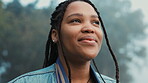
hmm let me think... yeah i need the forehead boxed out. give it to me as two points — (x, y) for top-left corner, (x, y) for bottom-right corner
(64, 1), (98, 16)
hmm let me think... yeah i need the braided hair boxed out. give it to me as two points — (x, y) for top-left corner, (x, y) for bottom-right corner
(43, 0), (119, 83)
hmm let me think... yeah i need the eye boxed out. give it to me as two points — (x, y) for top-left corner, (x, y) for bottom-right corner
(92, 21), (100, 25)
(69, 19), (81, 24)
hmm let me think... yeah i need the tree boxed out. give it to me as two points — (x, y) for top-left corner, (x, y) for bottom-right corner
(0, 0), (13, 82)
(5, 0), (23, 16)
(0, 0), (50, 82)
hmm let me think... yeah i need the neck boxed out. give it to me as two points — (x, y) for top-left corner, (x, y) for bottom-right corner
(59, 55), (91, 83)
(70, 62), (91, 83)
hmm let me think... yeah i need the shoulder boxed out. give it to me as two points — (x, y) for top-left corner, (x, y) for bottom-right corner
(101, 75), (116, 83)
(95, 72), (116, 83)
(8, 64), (57, 83)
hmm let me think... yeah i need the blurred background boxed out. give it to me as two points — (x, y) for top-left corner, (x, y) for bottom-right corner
(0, 0), (147, 83)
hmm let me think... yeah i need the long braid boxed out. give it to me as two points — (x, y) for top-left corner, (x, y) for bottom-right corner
(58, 18), (72, 83)
(99, 16), (119, 83)
(43, 29), (59, 67)
(43, 35), (50, 68)
(43, 1), (68, 68)
(43, 30), (51, 67)
(60, 46), (72, 83)
(92, 59), (106, 83)
(83, 1), (120, 82)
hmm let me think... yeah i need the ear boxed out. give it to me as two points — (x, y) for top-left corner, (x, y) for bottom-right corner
(51, 29), (59, 43)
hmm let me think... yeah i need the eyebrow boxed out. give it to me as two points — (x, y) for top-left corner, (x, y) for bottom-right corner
(66, 13), (98, 19)
(67, 13), (83, 19)
(91, 15), (98, 18)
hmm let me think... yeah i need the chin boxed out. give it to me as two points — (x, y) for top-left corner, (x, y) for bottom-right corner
(81, 53), (98, 61)
(84, 50), (99, 58)
(80, 49), (98, 57)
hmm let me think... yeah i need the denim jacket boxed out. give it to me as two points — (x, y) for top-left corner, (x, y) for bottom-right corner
(9, 59), (116, 83)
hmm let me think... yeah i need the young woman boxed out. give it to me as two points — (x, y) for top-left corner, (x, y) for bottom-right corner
(9, 0), (119, 83)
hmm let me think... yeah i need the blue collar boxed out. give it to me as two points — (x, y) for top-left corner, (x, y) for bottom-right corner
(56, 58), (69, 83)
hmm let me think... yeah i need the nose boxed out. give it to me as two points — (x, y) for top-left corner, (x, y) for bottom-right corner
(81, 23), (95, 33)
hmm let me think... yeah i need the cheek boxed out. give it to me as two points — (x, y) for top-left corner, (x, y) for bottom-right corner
(97, 29), (103, 42)
(60, 25), (78, 44)
(61, 30), (74, 40)
(60, 26), (80, 55)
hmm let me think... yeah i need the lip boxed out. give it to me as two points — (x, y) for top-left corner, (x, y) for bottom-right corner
(78, 36), (97, 42)
(78, 36), (97, 45)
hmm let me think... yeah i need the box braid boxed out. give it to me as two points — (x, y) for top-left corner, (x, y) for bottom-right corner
(43, 0), (119, 83)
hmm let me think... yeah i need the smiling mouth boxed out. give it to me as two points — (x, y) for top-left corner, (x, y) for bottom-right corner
(78, 36), (97, 43)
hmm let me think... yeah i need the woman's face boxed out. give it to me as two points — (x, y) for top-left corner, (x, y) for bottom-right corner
(59, 1), (103, 62)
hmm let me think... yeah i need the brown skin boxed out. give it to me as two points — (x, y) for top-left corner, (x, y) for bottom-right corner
(52, 1), (103, 83)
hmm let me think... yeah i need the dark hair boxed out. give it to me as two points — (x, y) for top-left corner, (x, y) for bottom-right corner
(43, 0), (119, 83)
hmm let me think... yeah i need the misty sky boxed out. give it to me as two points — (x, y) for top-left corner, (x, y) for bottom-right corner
(3, 0), (148, 23)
